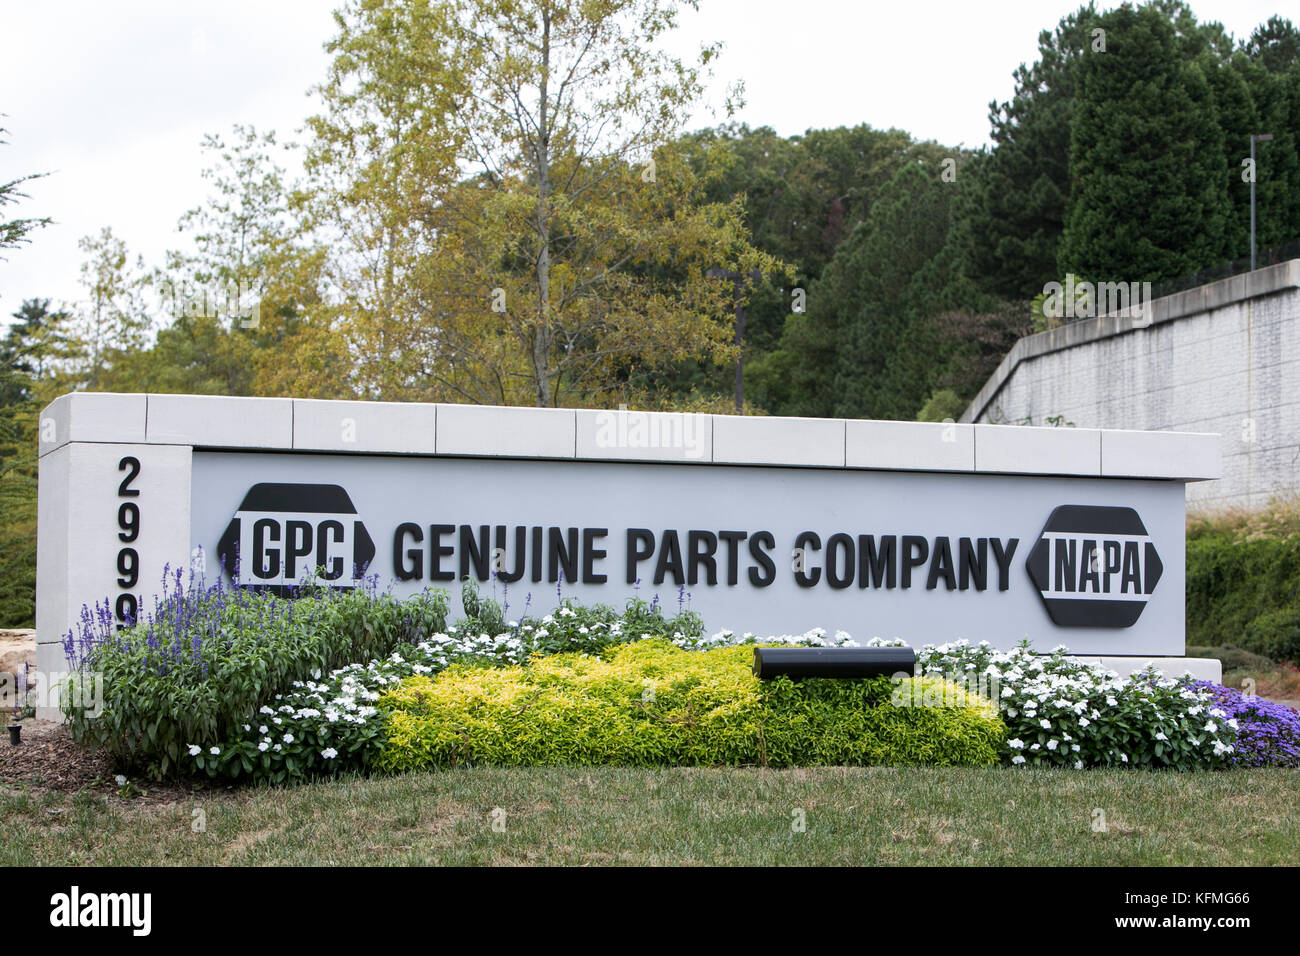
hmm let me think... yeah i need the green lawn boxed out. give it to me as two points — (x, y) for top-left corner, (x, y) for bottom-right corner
(2, 766), (1297, 865)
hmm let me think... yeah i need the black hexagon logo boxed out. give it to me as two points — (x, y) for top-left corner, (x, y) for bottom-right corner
(217, 483), (375, 595)
(1025, 505), (1162, 628)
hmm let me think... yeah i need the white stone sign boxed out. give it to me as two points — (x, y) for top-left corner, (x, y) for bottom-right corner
(35, 393), (1223, 694)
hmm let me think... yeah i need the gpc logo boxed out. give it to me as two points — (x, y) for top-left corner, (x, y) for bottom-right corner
(1025, 504), (1163, 628)
(217, 483), (375, 595)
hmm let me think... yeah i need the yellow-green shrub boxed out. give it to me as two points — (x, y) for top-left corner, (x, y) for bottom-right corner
(376, 641), (1004, 770)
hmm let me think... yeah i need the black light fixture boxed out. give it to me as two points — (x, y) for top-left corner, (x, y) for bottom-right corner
(753, 646), (917, 680)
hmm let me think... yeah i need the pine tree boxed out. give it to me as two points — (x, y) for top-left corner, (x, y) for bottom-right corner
(1060, 4), (1231, 281)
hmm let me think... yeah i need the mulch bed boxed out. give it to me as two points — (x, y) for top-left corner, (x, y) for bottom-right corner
(0, 720), (216, 805)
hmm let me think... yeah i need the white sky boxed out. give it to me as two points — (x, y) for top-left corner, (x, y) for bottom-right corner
(0, 0), (1285, 320)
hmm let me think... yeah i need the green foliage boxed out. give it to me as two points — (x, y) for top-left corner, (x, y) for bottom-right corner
(65, 582), (449, 778)
(1186, 644), (1276, 673)
(376, 641), (1004, 771)
(0, 124), (50, 256)
(916, 389), (967, 423)
(1186, 511), (1300, 663)
(1060, 4), (1232, 282)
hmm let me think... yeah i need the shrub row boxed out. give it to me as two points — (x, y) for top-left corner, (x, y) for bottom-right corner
(376, 641), (1005, 771)
(1186, 516), (1300, 663)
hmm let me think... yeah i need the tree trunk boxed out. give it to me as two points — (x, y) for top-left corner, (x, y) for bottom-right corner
(533, 7), (553, 407)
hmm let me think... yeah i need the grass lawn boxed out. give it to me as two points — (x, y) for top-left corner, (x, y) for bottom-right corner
(2, 765), (1297, 866)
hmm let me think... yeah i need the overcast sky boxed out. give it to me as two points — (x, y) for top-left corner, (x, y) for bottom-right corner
(0, 0), (1285, 320)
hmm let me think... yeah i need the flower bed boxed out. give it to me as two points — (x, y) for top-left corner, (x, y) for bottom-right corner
(911, 640), (1241, 770)
(64, 576), (1300, 782)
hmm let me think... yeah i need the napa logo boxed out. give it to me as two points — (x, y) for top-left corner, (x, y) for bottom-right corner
(217, 483), (375, 594)
(1025, 505), (1163, 628)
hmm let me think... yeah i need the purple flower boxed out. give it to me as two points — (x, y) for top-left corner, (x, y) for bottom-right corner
(1186, 680), (1300, 767)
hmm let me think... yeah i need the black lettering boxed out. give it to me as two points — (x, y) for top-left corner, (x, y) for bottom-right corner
(1121, 541), (1141, 593)
(718, 530), (747, 586)
(495, 525), (526, 583)
(748, 531), (776, 587)
(958, 537), (987, 590)
(992, 537), (1019, 591)
(431, 524), (456, 582)
(317, 520), (345, 580)
(582, 528), (608, 584)
(926, 536), (956, 590)
(548, 527), (579, 584)
(1103, 540), (1121, 593)
(531, 526), (543, 583)
(859, 535), (896, 589)
(825, 533), (854, 589)
(394, 522), (423, 581)
(794, 531), (821, 587)
(654, 530), (685, 586)
(253, 518), (280, 580)
(284, 520), (313, 581)
(687, 530), (718, 586)
(459, 525), (491, 582)
(901, 535), (928, 589)
(626, 528), (656, 585)
(1079, 538), (1101, 593)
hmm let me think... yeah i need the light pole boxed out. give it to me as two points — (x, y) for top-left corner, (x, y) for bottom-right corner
(706, 267), (762, 414)
(1251, 133), (1274, 272)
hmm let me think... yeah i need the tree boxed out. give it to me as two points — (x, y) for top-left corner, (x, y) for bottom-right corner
(70, 227), (154, 388)
(0, 122), (49, 259)
(98, 126), (342, 399)
(1059, 4), (1231, 282)
(954, 4), (1100, 300)
(308, 0), (775, 408)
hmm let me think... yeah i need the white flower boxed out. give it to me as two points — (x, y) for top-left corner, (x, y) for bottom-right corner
(321, 748), (338, 759)
(187, 744), (201, 756)
(258, 740), (270, 752)
(1007, 738), (1024, 749)
(114, 774), (127, 786)
(1154, 731), (1168, 741)
(283, 733), (295, 744)
(1205, 721), (1218, 734)
(1046, 739), (1059, 751)
(1040, 719), (1052, 729)
(209, 746), (220, 755)
(259, 725), (268, 734)
(1011, 755), (1026, 765)
(1074, 760), (1084, 770)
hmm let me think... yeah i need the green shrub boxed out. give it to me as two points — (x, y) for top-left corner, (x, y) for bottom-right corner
(1186, 644), (1277, 673)
(376, 641), (1004, 771)
(64, 577), (448, 777)
(1186, 516), (1300, 663)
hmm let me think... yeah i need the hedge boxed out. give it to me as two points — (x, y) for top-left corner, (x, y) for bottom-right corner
(376, 640), (1005, 771)
(1186, 517), (1300, 662)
